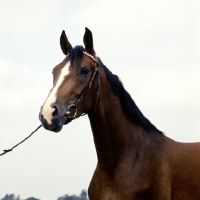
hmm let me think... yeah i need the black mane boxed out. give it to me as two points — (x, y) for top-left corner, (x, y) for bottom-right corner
(68, 45), (84, 66)
(100, 60), (162, 134)
(68, 46), (162, 134)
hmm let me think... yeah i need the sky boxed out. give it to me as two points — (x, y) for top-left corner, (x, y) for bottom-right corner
(0, 0), (199, 199)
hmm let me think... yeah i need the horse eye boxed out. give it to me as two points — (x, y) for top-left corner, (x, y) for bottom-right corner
(81, 67), (90, 75)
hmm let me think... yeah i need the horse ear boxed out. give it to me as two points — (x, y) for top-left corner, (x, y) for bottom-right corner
(83, 27), (95, 54)
(60, 30), (73, 55)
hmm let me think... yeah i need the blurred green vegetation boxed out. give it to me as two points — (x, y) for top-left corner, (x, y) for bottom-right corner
(1, 190), (88, 200)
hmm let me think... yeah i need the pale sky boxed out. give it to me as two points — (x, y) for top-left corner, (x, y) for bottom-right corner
(0, 1), (199, 199)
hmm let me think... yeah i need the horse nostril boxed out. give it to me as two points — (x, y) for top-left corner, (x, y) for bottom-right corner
(52, 104), (60, 117)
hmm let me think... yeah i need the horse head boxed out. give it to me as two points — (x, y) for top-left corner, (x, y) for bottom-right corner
(39, 28), (100, 132)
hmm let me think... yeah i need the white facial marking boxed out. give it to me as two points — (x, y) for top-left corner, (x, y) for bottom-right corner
(42, 61), (70, 124)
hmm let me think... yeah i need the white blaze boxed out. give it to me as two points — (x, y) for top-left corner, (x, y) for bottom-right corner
(42, 61), (70, 124)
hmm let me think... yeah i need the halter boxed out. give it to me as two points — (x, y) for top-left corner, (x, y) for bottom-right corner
(65, 51), (100, 118)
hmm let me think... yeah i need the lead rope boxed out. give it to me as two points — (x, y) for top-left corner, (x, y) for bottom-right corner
(0, 124), (42, 157)
(1, 54), (99, 156)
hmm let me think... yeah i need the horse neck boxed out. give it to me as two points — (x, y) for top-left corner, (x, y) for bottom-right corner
(88, 65), (163, 171)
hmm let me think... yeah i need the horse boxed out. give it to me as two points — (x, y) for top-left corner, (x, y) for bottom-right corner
(39, 27), (200, 200)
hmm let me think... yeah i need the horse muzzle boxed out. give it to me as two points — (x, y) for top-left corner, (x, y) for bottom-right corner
(39, 105), (72, 133)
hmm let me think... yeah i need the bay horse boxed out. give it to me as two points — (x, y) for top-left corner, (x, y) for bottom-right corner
(39, 28), (200, 200)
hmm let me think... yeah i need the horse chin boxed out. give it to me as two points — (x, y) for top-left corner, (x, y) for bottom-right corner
(42, 120), (64, 133)
(50, 116), (73, 132)
(50, 125), (63, 133)
(64, 117), (72, 125)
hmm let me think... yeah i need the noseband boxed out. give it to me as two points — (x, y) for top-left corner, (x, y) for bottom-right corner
(65, 51), (100, 118)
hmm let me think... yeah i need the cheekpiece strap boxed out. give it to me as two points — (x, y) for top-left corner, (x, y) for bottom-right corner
(66, 51), (100, 119)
